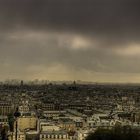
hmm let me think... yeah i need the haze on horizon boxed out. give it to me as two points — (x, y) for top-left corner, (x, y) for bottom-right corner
(0, 0), (140, 83)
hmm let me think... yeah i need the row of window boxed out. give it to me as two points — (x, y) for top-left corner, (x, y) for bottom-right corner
(40, 134), (67, 139)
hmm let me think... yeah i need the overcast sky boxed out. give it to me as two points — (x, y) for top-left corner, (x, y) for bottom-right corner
(0, 0), (140, 82)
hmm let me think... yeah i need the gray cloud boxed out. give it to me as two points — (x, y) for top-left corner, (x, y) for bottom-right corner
(0, 31), (140, 72)
(0, 0), (140, 82)
(0, 0), (140, 38)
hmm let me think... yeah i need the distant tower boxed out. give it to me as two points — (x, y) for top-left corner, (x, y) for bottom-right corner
(72, 81), (77, 91)
(21, 80), (23, 86)
(20, 80), (24, 93)
(73, 81), (76, 85)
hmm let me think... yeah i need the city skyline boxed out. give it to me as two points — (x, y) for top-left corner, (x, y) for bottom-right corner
(0, 0), (140, 82)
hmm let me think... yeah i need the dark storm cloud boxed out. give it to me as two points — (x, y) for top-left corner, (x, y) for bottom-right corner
(0, 0), (140, 42)
(0, 0), (140, 82)
(1, 30), (140, 74)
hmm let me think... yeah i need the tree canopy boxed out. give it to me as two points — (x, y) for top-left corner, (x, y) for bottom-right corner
(86, 126), (140, 140)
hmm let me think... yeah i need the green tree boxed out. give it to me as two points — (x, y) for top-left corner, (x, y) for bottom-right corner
(86, 126), (139, 140)
(8, 113), (15, 132)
